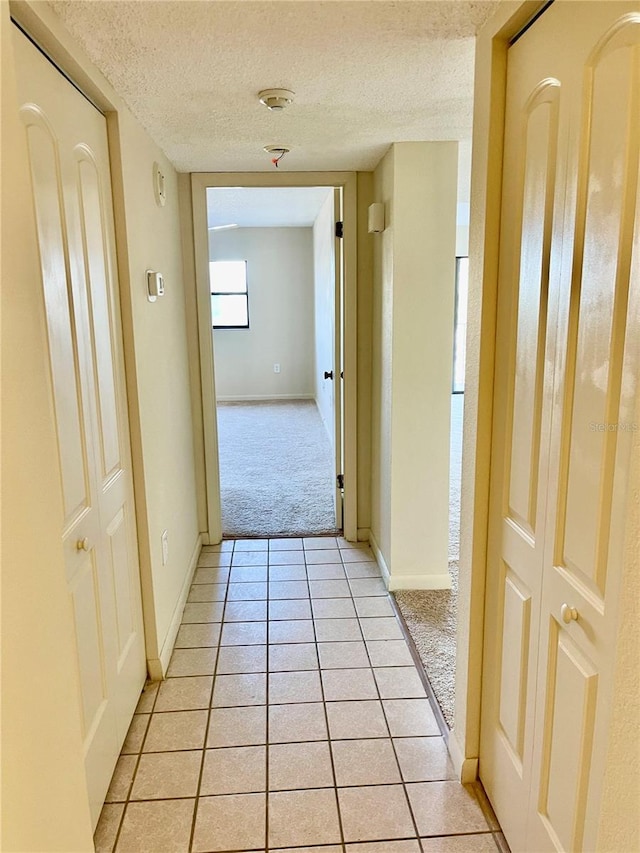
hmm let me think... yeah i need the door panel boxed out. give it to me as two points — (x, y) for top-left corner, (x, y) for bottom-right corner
(334, 187), (344, 528)
(13, 27), (146, 827)
(482, 4), (640, 851)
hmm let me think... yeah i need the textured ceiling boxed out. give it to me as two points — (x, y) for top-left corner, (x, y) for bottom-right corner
(207, 186), (333, 227)
(48, 1), (499, 173)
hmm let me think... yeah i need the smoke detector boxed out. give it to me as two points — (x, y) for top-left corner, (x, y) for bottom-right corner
(258, 89), (295, 111)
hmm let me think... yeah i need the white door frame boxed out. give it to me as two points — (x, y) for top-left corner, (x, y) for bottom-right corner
(190, 171), (358, 543)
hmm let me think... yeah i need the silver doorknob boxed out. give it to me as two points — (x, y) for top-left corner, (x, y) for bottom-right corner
(560, 603), (578, 623)
(76, 537), (90, 552)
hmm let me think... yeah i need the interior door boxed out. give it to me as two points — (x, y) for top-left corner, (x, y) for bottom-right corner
(480, 3), (640, 851)
(13, 27), (147, 827)
(334, 187), (344, 529)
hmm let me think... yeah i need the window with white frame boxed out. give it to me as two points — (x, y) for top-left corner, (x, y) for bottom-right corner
(453, 256), (468, 393)
(210, 260), (249, 329)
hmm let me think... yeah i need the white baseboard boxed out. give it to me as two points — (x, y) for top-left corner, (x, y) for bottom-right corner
(368, 531), (451, 591)
(147, 533), (202, 680)
(368, 530), (391, 589)
(448, 731), (479, 783)
(388, 572), (452, 590)
(357, 527), (371, 543)
(217, 394), (314, 402)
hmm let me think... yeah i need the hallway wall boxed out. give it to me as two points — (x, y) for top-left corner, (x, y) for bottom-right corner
(210, 227), (315, 400)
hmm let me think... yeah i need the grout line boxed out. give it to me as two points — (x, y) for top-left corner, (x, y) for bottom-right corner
(186, 543), (231, 852)
(265, 547), (271, 853)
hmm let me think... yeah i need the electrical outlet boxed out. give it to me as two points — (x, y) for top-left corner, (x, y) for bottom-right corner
(161, 529), (169, 566)
(273, 363), (281, 374)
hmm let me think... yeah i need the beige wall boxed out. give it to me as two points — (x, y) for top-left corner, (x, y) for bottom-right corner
(1, 2), (201, 847)
(369, 142), (457, 589)
(210, 227), (314, 400)
(313, 192), (336, 443)
(1, 5), (94, 848)
(110, 109), (200, 675)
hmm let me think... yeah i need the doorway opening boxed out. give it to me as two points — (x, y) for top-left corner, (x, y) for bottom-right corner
(201, 184), (348, 539)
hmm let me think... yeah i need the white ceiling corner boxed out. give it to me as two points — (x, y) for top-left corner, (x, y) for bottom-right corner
(47, 1), (501, 173)
(207, 186), (333, 228)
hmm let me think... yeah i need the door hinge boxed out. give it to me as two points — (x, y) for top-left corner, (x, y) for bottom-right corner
(337, 473), (344, 489)
(335, 221), (344, 239)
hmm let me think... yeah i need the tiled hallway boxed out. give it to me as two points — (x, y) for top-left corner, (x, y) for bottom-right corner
(95, 537), (507, 853)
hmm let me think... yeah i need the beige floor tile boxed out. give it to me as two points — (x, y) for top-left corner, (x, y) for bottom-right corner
(306, 563), (347, 580)
(220, 620), (267, 645)
(234, 538), (268, 551)
(192, 793), (266, 853)
(270, 550), (308, 565)
(230, 565), (268, 583)
(326, 700), (389, 739)
(268, 564), (307, 581)
(374, 667), (427, 699)
(135, 681), (159, 714)
(231, 550), (268, 567)
(420, 833), (498, 852)
(216, 644), (267, 674)
(226, 581), (267, 601)
(198, 551), (232, 568)
(318, 641), (370, 669)
(347, 842), (422, 853)
(154, 676), (213, 712)
(340, 548), (375, 564)
(269, 741), (334, 790)
(303, 536), (338, 549)
(269, 598), (313, 620)
(93, 803), (123, 853)
(312, 597), (357, 619)
(269, 580), (310, 599)
(360, 616), (404, 640)
(355, 597), (395, 618)
(200, 745), (266, 795)
(269, 702), (328, 742)
(211, 672), (266, 707)
(338, 784), (415, 842)
(272, 848), (342, 853)
(269, 788), (341, 848)
(104, 754), (137, 803)
(309, 579), (351, 598)
(305, 549), (342, 565)
(383, 699), (440, 737)
(193, 566), (229, 584)
(269, 537), (303, 551)
(407, 782), (490, 836)
(394, 737), (455, 782)
(130, 750), (201, 799)
(269, 619), (315, 644)
(315, 617), (363, 642)
(175, 622), (221, 648)
(337, 538), (370, 550)
(332, 738), (401, 786)
(207, 705), (266, 747)
(224, 599), (267, 621)
(117, 799), (194, 852)
(349, 578), (388, 597)
(143, 709), (208, 752)
(269, 642), (319, 672)
(181, 601), (224, 623)
(344, 562), (382, 579)
(187, 583), (226, 603)
(268, 670), (323, 704)
(367, 639), (414, 667)
(121, 714), (149, 754)
(166, 647), (217, 677)
(321, 667), (377, 701)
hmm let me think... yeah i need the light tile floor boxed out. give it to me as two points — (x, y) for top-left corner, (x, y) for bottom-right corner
(95, 537), (508, 853)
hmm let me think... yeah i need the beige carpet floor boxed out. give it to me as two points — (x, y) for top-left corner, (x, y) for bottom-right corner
(217, 400), (336, 537)
(393, 394), (462, 728)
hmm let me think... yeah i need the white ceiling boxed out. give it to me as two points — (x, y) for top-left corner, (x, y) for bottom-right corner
(48, 1), (500, 173)
(207, 186), (333, 228)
